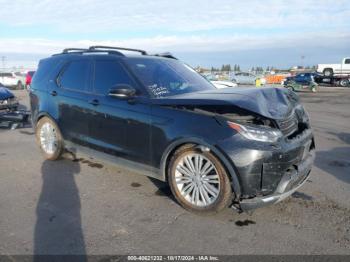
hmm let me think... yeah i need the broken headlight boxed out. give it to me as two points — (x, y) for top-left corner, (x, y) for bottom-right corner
(228, 121), (282, 143)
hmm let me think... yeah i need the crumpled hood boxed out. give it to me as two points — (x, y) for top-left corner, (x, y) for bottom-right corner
(0, 87), (14, 100)
(152, 87), (298, 120)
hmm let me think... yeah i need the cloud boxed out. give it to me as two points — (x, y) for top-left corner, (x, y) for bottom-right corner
(0, 0), (348, 68)
(0, 31), (349, 55)
(0, 0), (349, 33)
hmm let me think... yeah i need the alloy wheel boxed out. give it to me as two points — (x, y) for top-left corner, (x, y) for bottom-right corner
(175, 153), (220, 207)
(39, 122), (58, 155)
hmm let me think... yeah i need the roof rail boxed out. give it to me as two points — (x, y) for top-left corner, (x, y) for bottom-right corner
(89, 46), (148, 55)
(152, 52), (177, 59)
(62, 48), (89, 53)
(54, 48), (125, 57)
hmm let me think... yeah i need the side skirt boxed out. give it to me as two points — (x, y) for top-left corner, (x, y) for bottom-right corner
(63, 140), (165, 181)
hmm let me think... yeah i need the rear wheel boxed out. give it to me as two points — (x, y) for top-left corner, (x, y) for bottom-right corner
(168, 145), (232, 214)
(323, 68), (333, 77)
(339, 79), (349, 87)
(35, 117), (64, 160)
(17, 81), (23, 90)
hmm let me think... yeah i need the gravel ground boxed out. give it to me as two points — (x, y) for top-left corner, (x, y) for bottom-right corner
(0, 87), (349, 255)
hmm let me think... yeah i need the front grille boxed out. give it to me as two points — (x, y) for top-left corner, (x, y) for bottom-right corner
(277, 112), (298, 137)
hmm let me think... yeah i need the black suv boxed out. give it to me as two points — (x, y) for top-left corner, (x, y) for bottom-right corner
(30, 46), (315, 213)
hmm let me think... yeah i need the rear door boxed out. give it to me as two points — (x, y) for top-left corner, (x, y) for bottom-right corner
(50, 58), (96, 146)
(89, 58), (152, 164)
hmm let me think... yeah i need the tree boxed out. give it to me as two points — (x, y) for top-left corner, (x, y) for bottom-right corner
(220, 64), (231, 71)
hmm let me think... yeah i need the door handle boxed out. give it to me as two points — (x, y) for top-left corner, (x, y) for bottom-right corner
(88, 99), (99, 106)
(50, 90), (57, 96)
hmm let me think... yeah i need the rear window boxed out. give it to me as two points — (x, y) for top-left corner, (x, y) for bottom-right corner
(60, 60), (91, 92)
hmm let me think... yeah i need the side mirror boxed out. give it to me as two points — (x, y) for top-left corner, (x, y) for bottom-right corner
(108, 85), (136, 99)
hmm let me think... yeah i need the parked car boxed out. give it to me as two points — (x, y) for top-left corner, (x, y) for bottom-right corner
(211, 80), (238, 89)
(283, 73), (322, 86)
(25, 71), (35, 89)
(231, 72), (266, 85)
(30, 46), (315, 213)
(203, 74), (238, 89)
(284, 80), (318, 93)
(317, 57), (350, 76)
(0, 83), (19, 111)
(0, 72), (25, 89)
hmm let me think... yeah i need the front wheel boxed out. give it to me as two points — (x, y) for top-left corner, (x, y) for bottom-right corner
(35, 117), (64, 160)
(168, 145), (232, 214)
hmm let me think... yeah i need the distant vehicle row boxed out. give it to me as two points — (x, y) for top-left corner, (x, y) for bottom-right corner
(283, 72), (350, 89)
(0, 71), (35, 90)
(204, 72), (266, 88)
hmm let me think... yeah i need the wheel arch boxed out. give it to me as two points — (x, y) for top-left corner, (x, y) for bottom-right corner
(323, 68), (333, 75)
(34, 112), (57, 131)
(160, 137), (242, 197)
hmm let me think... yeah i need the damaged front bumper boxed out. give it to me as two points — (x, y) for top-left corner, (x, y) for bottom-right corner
(217, 124), (315, 212)
(239, 149), (315, 211)
(0, 99), (18, 111)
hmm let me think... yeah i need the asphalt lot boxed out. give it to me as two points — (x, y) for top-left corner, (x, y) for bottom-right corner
(0, 87), (349, 255)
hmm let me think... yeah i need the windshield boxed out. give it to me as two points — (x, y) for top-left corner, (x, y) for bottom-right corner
(125, 57), (216, 97)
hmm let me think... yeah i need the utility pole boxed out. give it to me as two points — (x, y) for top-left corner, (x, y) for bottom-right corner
(301, 55), (305, 68)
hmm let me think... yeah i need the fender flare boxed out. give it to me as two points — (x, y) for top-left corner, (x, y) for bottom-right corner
(33, 112), (56, 130)
(160, 137), (241, 197)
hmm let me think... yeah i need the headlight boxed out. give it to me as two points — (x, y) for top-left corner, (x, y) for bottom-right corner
(8, 97), (17, 104)
(228, 121), (282, 143)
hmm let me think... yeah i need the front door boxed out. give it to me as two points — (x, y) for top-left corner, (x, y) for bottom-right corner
(89, 58), (152, 164)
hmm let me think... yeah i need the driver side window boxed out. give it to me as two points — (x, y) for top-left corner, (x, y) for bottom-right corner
(93, 60), (135, 95)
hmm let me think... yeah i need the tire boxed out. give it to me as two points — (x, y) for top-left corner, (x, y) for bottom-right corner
(17, 81), (23, 90)
(339, 79), (349, 87)
(168, 145), (232, 214)
(287, 86), (295, 92)
(35, 117), (64, 160)
(323, 68), (333, 77)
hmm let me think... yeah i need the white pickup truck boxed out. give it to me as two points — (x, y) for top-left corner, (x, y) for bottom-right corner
(317, 57), (350, 77)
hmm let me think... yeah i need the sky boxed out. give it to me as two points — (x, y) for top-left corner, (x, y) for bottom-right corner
(0, 0), (349, 69)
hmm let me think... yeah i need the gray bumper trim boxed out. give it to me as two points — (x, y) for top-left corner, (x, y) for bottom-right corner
(239, 150), (315, 211)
